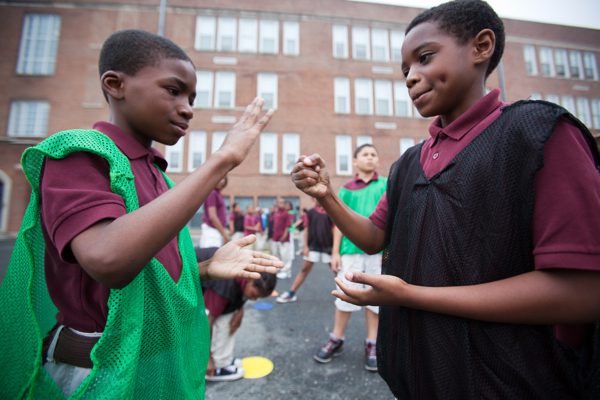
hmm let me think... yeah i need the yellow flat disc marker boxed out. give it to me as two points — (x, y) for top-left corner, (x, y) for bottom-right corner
(241, 356), (274, 379)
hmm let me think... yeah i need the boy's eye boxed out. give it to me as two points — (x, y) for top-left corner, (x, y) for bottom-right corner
(166, 87), (180, 96)
(419, 52), (433, 64)
(402, 68), (410, 78)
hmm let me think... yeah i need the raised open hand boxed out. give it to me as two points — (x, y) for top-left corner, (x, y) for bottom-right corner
(218, 97), (275, 166)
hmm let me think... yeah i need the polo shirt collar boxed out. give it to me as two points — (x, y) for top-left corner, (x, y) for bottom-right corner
(353, 171), (380, 185)
(428, 88), (503, 142)
(92, 121), (168, 171)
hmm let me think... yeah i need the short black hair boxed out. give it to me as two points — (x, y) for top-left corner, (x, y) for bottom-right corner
(252, 272), (277, 297)
(353, 143), (377, 158)
(98, 29), (192, 77)
(405, 0), (505, 77)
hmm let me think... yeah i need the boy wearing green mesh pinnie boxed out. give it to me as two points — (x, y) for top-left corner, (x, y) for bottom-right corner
(0, 29), (280, 399)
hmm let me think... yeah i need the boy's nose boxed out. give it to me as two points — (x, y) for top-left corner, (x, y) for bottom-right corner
(179, 102), (193, 120)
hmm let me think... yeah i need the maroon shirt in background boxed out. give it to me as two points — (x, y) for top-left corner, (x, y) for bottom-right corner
(243, 213), (261, 236)
(202, 189), (227, 228)
(271, 209), (294, 242)
(40, 121), (182, 333)
(203, 279), (248, 319)
(368, 89), (600, 347)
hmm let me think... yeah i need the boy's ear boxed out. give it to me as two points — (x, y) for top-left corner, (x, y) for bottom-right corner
(100, 70), (126, 101)
(472, 28), (495, 66)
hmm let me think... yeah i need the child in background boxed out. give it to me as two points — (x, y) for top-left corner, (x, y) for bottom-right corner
(243, 203), (262, 250)
(201, 248), (277, 382)
(277, 199), (334, 303)
(200, 176), (229, 247)
(0, 29), (279, 399)
(271, 198), (295, 279)
(292, 1), (600, 398)
(228, 202), (245, 242)
(313, 144), (387, 372)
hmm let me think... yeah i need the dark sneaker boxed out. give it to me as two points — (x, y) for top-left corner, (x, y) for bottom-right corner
(364, 341), (377, 372)
(276, 291), (298, 304)
(206, 365), (244, 382)
(314, 337), (344, 363)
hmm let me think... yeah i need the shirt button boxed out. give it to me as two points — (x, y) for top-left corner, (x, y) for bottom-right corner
(432, 152), (439, 160)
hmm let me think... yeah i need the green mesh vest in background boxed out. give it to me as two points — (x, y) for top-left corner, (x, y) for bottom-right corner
(0, 130), (210, 399)
(338, 177), (387, 255)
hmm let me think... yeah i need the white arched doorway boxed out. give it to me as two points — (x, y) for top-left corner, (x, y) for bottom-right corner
(0, 170), (11, 234)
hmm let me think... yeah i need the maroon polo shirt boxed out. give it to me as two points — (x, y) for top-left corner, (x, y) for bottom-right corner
(243, 213), (262, 236)
(271, 208), (294, 242)
(368, 89), (600, 347)
(40, 121), (182, 332)
(202, 189), (227, 228)
(203, 279), (247, 319)
(342, 172), (381, 190)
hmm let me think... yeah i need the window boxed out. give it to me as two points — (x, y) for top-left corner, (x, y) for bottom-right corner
(561, 96), (576, 114)
(371, 28), (389, 62)
(399, 137), (415, 155)
(374, 80), (393, 116)
(355, 79), (373, 115)
(538, 47), (554, 77)
(7, 100), (49, 137)
(529, 92), (542, 100)
(282, 133), (300, 173)
(523, 45), (537, 76)
(569, 51), (583, 79)
(283, 21), (299, 55)
(332, 25), (349, 59)
(390, 30), (404, 63)
(352, 26), (370, 60)
(258, 196), (276, 210)
(259, 20), (279, 54)
(238, 18), (258, 53)
(576, 97), (591, 126)
(334, 77), (350, 114)
(234, 197), (254, 214)
(188, 131), (207, 171)
(545, 94), (560, 104)
(257, 73), (278, 109)
(211, 131), (226, 154)
(260, 133), (278, 174)
(217, 17), (237, 52)
(554, 49), (569, 78)
(214, 71), (236, 109)
(165, 138), (183, 172)
(336, 135), (353, 176)
(591, 99), (600, 129)
(583, 52), (598, 80)
(394, 81), (412, 117)
(357, 135), (372, 147)
(17, 14), (61, 75)
(194, 70), (213, 108)
(195, 16), (216, 51)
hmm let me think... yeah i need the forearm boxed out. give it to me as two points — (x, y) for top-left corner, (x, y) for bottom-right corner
(319, 193), (384, 254)
(72, 152), (235, 287)
(402, 269), (600, 324)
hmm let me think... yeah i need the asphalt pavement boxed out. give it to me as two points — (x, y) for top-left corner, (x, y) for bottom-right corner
(0, 237), (394, 399)
(205, 248), (393, 400)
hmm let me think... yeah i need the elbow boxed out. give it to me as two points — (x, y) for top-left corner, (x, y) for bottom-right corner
(77, 248), (134, 289)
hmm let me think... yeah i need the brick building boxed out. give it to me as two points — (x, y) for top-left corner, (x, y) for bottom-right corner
(1, 0), (599, 235)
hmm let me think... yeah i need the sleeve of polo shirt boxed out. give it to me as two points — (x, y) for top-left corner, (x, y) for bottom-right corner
(532, 117), (600, 271)
(41, 152), (127, 264)
(368, 192), (388, 231)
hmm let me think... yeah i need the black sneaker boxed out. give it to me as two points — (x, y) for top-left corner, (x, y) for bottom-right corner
(205, 364), (244, 382)
(364, 341), (377, 372)
(314, 337), (344, 363)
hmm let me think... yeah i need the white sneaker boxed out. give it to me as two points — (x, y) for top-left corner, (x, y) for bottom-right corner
(206, 365), (244, 382)
(276, 291), (298, 303)
(276, 271), (292, 279)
